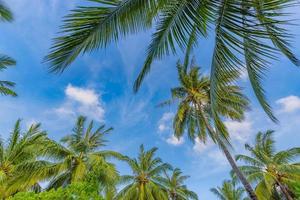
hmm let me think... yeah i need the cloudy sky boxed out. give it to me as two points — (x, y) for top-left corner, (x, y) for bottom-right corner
(0, 1), (300, 199)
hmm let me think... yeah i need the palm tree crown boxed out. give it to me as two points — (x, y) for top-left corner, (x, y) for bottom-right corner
(162, 60), (259, 199)
(165, 60), (249, 144)
(42, 116), (121, 194)
(236, 130), (300, 200)
(159, 168), (198, 200)
(116, 145), (171, 200)
(211, 179), (249, 200)
(0, 120), (47, 197)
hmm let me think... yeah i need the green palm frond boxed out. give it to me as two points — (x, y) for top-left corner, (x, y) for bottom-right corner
(211, 179), (248, 200)
(46, 0), (299, 124)
(0, 120), (50, 198)
(0, 55), (16, 96)
(159, 168), (198, 200)
(236, 130), (300, 199)
(44, 116), (121, 195)
(45, 0), (155, 73)
(0, 2), (13, 22)
(116, 145), (170, 199)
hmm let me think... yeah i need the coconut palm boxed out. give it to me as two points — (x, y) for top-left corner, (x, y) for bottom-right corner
(159, 168), (198, 200)
(41, 116), (122, 197)
(0, 120), (48, 198)
(0, 2), (16, 97)
(236, 130), (300, 200)
(115, 145), (171, 200)
(211, 179), (250, 200)
(45, 0), (299, 123)
(161, 59), (258, 199)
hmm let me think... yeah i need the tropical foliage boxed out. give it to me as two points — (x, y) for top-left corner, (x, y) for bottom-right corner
(8, 182), (104, 200)
(161, 59), (258, 199)
(159, 168), (198, 200)
(0, 120), (48, 198)
(40, 116), (121, 198)
(0, 1), (16, 97)
(0, 1), (299, 200)
(211, 179), (249, 200)
(236, 130), (300, 200)
(45, 0), (299, 123)
(116, 145), (171, 200)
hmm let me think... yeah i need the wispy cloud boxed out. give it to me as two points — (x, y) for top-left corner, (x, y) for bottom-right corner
(193, 138), (214, 154)
(54, 84), (105, 122)
(157, 112), (174, 133)
(276, 95), (300, 113)
(224, 118), (253, 143)
(166, 135), (184, 146)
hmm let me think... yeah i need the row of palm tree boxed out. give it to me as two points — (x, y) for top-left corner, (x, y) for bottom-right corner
(0, 116), (198, 200)
(1, 0), (299, 199)
(42, 1), (300, 199)
(211, 130), (300, 200)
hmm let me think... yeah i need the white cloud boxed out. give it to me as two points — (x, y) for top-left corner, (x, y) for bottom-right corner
(65, 84), (100, 105)
(157, 112), (174, 133)
(207, 150), (227, 166)
(276, 95), (300, 113)
(54, 84), (105, 122)
(193, 138), (214, 153)
(158, 124), (168, 132)
(192, 138), (228, 167)
(224, 119), (252, 142)
(166, 135), (184, 146)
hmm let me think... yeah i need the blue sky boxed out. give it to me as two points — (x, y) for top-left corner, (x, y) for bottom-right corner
(0, 1), (300, 199)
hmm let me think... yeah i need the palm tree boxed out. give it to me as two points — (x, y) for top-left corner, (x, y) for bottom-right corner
(45, 0), (299, 122)
(0, 2), (16, 97)
(0, 120), (47, 198)
(236, 130), (300, 200)
(115, 145), (170, 200)
(159, 168), (198, 200)
(211, 179), (249, 200)
(41, 116), (121, 197)
(161, 60), (258, 199)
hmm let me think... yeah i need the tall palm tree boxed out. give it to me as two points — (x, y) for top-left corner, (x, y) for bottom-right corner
(211, 179), (249, 200)
(0, 120), (47, 198)
(0, 2), (16, 97)
(159, 168), (198, 200)
(161, 60), (257, 199)
(115, 145), (171, 200)
(41, 116), (122, 196)
(236, 130), (300, 200)
(45, 0), (299, 122)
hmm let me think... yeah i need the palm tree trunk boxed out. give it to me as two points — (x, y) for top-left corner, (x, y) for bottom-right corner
(276, 181), (293, 200)
(198, 109), (258, 200)
(216, 137), (258, 200)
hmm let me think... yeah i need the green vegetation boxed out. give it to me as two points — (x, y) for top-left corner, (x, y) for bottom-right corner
(8, 182), (104, 200)
(116, 145), (170, 199)
(45, 0), (299, 123)
(236, 131), (300, 200)
(162, 60), (256, 198)
(0, 120), (48, 198)
(0, 2), (16, 97)
(0, 118), (198, 200)
(159, 168), (198, 200)
(211, 179), (249, 200)
(0, 1), (299, 200)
